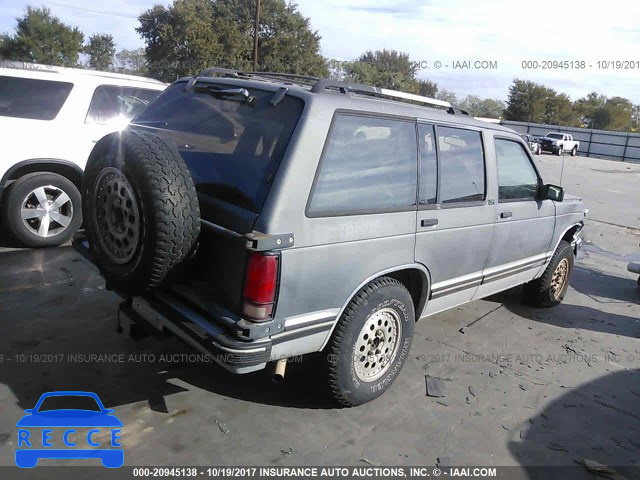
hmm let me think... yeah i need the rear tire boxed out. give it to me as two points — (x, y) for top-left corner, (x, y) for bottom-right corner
(523, 240), (574, 307)
(571, 146), (577, 156)
(1, 172), (81, 247)
(82, 129), (200, 295)
(326, 277), (415, 407)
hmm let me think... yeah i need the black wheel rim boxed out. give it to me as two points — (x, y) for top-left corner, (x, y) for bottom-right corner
(93, 168), (141, 265)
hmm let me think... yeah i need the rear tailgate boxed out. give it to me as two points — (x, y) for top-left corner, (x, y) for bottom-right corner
(130, 79), (304, 317)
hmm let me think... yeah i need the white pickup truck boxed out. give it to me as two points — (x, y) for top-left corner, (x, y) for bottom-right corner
(540, 132), (580, 156)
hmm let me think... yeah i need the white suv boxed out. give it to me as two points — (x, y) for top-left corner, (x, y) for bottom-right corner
(0, 64), (166, 247)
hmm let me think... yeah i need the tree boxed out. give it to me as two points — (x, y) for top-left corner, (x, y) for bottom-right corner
(504, 79), (556, 123)
(459, 96), (504, 117)
(543, 93), (578, 126)
(575, 93), (633, 130)
(345, 49), (417, 90)
(84, 34), (115, 70)
(113, 48), (148, 76)
(137, 0), (327, 82)
(413, 79), (438, 97)
(601, 96), (633, 131)
(0, 6), (84, 66)
(435, 89), (457, 105)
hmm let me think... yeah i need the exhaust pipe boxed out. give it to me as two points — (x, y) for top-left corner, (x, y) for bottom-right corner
(273, 358), (287, 383)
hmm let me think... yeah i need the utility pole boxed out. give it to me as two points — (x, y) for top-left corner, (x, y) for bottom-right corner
(253, 0), (260, 71)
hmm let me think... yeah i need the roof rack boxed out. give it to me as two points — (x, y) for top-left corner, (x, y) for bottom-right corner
(311, 79), (453, 110)
(192, 68), (471, 115)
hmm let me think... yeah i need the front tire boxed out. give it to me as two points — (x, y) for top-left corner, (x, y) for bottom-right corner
(556, 146), (563, 156)
(326, 277), (415, 407)
(523, 240), (574, 307)
(1, 172), (81, 247)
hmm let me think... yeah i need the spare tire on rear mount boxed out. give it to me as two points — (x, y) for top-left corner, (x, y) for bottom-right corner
(82, 129), (200, 296)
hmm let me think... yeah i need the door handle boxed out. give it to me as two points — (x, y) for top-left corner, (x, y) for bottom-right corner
(421, 219), (439, 227)
(500, 212), (513, 219)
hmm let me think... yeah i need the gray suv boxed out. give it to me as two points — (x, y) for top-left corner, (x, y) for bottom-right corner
(76, 69), (586, 406)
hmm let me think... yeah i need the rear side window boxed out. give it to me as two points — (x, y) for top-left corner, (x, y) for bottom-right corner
(135, 81), (304, 213)
(495, 138), (539, 201)
(0, 76), (73, 120)
(86, 85), (161, 125)
(308, 114), (418, 216)
(437, 126), (485, 204)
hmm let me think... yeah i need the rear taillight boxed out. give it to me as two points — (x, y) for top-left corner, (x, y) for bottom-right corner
(243, 252), (279, 321)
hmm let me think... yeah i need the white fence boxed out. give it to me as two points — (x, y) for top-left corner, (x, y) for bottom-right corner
(501, 120), (640, 163)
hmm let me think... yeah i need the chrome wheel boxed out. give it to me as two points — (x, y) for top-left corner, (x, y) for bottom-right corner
(551, 258), (569, 300)
(21, 185), (73, 238)
(353, 307), (402, 382)
(93, 168), (141, 264)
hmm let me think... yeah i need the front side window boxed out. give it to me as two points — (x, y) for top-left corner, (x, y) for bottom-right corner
(0, 76), (73, 120)
(308, 114), (418, 216)
(495, 138), (539, 201)
(437, 126), (485, 204)
(86, 85), (161, 125)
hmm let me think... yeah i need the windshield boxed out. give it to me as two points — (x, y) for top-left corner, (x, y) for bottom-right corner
(134, 81), (304, 213)
(546, 133), (564, 139)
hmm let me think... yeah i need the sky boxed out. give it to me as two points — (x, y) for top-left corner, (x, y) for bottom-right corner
(1, 0), (639, 103)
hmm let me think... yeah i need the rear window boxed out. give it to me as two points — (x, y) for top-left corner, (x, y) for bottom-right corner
(134, 81), (304, 213)
(0, 76), (73, 120)
(546, 133), (563, 139)
(86, 85), (161, 126)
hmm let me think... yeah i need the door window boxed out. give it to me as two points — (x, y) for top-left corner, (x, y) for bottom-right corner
(437, 126), (485, 204)
(495, 138), (539, 201)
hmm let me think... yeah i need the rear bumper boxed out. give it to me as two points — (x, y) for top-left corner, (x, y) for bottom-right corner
(72, 234), (272, 374)
(120, 297), (272, 374)
(628, 262), (640, 275)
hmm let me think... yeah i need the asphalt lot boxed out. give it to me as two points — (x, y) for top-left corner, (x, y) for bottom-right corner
(0, 154), (638, 476)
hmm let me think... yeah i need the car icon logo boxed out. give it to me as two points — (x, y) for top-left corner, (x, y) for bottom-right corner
(15, 391), (123, 468)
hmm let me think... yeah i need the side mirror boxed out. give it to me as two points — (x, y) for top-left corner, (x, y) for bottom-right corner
(105, 409), (115, 415)
(539, 184), (564, 202)
(24, 409), (34, 415)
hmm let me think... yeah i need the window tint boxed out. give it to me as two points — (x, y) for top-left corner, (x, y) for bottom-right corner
(308, 115), (418, 216)
(0, 76), (73, 120)
(495, 139), (539, 201)
(86, 85), (161, 125)
(437, 126), (485, 204)
(134, 81), (304, 213)
(418, 123), (437, 205)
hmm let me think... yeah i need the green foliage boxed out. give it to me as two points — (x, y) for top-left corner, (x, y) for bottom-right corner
(460, 95), (505, 118)
(0, 6), (84, 66)
(113, 48), (149, 76)
(413, 79), (438, 98)
(137, 0), (328, 82)
(504, 79), (556, 123)
(505, 81), (636, 131)
(84, 33), (116, 70)
(345, 49), (417, 91)
(435, 88), (457, 105)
